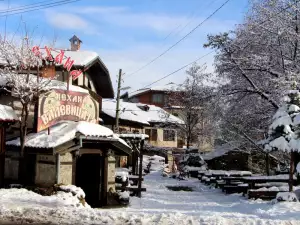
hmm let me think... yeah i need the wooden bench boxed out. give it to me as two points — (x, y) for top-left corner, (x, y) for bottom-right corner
(222, 184), (248, 194)
(128, 175), (144, 186)
(116, 186), (147, 196)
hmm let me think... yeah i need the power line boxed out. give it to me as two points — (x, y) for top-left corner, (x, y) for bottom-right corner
(126, 1), (294, 95)
(125, 0), (231, 78)
(0, 0), (81, 17)
(169, 0), (219, 40)
(161, 0), (217, 43)
(127, 50), (214, 96)
(0, 0), (60, 13)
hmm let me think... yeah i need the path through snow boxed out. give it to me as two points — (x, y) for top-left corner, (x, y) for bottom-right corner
(1, 170), (300, 224)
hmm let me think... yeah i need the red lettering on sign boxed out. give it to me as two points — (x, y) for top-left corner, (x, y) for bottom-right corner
(54, 50), (65, 64)
(64, 57), (74, 72)
(70, 70), (82, 80)
(45, 46), (53, 61)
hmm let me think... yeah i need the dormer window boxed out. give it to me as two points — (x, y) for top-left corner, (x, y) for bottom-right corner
(137, 104), (150, 111)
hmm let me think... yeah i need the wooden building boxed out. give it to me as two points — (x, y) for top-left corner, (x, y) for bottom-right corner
(1, 35), (133, 207)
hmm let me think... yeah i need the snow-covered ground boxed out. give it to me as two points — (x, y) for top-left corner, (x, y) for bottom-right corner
(1, 155), (300, 224)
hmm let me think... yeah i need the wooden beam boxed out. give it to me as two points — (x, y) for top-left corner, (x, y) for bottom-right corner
(79, 149), (103, 155)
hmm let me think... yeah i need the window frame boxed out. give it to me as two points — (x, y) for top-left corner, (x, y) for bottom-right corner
(163, 129), (175, 141)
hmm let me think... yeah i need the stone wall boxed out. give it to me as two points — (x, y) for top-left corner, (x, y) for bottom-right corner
(4, 151), (19, 181)
(107, 155), (116, 192)
(59, 153), (73, 185)
(35, 154), (56, 187)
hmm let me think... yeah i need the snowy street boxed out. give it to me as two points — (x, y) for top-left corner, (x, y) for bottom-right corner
(1, 169), (300, 224)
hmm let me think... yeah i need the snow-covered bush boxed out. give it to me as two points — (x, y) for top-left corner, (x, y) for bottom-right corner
(181, 152), (206, 168)
(263, 88), (300, 191)
(275, 192), (298, 202)
(56, 185), (87, 207)
(117, 191), (130, 205)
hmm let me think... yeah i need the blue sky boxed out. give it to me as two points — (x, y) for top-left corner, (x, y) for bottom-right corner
(0, 0), (249, 93)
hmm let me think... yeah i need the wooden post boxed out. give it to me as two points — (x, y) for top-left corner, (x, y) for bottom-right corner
(0, 126), (5, 188)
(138, 140), (144, 198)
(266, 153), (270, 176)
(289, 151), (295, 192)
(115, 69), (122, 133)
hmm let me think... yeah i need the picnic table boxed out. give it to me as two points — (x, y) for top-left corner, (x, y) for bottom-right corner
(243, 175), (297, 189)
(128, 175), (144, 186)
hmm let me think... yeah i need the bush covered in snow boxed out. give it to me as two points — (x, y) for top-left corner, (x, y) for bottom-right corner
(55, 185), (87, 207)
(275, 192), (298, 202)
(180, 152), (207, 169)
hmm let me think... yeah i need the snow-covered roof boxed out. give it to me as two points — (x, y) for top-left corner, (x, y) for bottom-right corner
(6, 121), (126, 149)
(202, 143), (248, 161)
(118, 134), (149, 140)
(0, 73), (89, 94)
(102, 99), (184, 125)
(40, 49), (105, 69)
(126, 82), (181, 99)
(0, 104), (19, 122)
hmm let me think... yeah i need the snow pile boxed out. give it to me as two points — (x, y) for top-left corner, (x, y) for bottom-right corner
(276, 192), (298, 202)
(143, 155), (166, 172)
(115, 168), (129, 182)
(118, 191), (130, 200)
(1, 172), (300, 224)
(297, 162), (300, 174)
(58, 185), (85, 199)
(0, 188), (90, 210)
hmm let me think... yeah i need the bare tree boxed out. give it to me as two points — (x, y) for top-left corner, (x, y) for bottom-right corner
(169, 64), (217, 149)
(204, 0), (300, 153)
(0, 34), (57, 183)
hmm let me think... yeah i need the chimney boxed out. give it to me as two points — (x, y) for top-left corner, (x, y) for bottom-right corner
(69, 35), (82, 51)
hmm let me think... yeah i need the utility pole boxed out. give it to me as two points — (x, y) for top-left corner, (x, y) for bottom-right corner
(115, 69), (122, 133)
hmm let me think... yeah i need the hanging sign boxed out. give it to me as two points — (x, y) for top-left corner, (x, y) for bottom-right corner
(36, 89), (99, 132)
(32, 46), (83, 80)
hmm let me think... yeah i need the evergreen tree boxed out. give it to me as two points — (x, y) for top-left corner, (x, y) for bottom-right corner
(264, 85), (300, 191)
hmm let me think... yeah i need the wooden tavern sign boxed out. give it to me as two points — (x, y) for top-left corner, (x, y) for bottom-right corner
(36, 89), (99, 132)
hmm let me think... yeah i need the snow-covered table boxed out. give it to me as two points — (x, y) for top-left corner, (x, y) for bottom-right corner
(243, 175), (297, 189)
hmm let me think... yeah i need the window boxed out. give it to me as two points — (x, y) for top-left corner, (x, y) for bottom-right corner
(145, 129), (157, 141)
(152, 93), (164, 104)
(163, 129), (175, 141)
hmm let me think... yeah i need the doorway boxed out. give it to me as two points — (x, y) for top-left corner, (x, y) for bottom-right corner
(75, 154), (103, 207)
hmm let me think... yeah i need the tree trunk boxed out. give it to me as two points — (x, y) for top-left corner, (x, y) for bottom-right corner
(18, 104), (29, 185)
(289, 151), (295, 192)
(266, 153), (270, 176)
(186, 135), (190, 149)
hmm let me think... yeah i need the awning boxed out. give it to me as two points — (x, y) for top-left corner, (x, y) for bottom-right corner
(79, 136), (132, 156)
